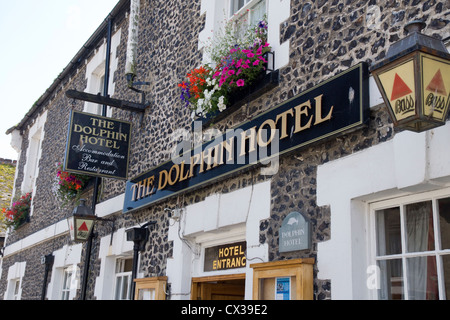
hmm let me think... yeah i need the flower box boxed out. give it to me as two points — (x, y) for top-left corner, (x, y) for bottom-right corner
(180, 17), (277, 129)
(197, 68), (279, 128)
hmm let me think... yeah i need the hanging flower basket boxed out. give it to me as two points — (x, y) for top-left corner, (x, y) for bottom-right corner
(1, 192), (32, 230)
(55, 163), (91, 207)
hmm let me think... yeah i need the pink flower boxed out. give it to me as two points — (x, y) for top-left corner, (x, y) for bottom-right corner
(242, 49), (252, 54)
(258, 56), (267, 63)
(236, 79), (245, 87)
(253, 60), (260, 66)
(247, 53), (255, 58)
(228, 69), (235, 76)
(256, 46), (262, 55)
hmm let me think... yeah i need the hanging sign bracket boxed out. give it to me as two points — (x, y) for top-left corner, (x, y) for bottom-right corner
(65, 89), (147, 112)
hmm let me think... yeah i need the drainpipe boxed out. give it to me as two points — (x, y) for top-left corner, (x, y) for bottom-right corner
(41, 254), (54, 300)
(126, 221), (156, 299)
(125, 0), (140, 84)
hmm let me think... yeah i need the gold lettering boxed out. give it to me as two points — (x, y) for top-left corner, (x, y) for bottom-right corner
(257, 119), (277, 147)
(74, 124), (83, 133)
(146, 176), (155, 196)
(200, 147), (213, 173)
(179, 161), (190, 182)
(189, 153), (201, 178)
(131, 184), (139, 201)
(158, 170), (168, 190)
(168, 164), (180, 186)
(222, 137), (234, 164)
(294, 100), (313, 133)
(314, 94), (334, 125)
(239, 127), (257, 157)
(275, 109), (294, 139)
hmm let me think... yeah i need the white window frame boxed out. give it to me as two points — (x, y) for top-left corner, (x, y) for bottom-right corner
(22, 110), (47, 210)
(228, 0), (267, 40)
(114, 258), (133, 300)
(369, 188), (450, 300)
(198, 0), (290, 70)
(84, 28), (121, 117)
(5, 261), (26, 300)
(229, 0), (266, 22)
(46, 244), (82, 300)
(11, 278), (21, 300)
(61, 266), (75, 300)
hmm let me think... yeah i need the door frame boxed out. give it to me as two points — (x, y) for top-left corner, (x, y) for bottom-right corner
(191, 273), (246, 300)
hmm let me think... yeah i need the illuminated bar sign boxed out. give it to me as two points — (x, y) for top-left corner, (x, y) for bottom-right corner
(204, 242), (247, 271)
(123, 63), (369, 213)
(64, 111), (132, 180)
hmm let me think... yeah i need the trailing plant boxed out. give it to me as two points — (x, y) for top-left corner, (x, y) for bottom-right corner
(1, 192), (32, 230)
(55, 163), (91, 206)
(179, 15), (270, 118)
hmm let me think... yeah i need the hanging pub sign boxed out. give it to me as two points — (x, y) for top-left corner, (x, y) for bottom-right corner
(64, 110), (132, 180)
(123, 63), (369, 213)
(204, 242), (247, 272)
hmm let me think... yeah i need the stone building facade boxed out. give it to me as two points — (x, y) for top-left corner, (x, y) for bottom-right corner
(1, 0), (449, 301)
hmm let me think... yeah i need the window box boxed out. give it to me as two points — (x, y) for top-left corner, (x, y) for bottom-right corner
(196, 67), (279, 128)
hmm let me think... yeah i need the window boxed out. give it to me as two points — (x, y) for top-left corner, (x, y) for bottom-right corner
(61, 267), (74, 300)
(371, 192), (450, 300)
(229, 0), (266, 38)
(58, 265), (78, 300)
(12, 279), (21, 300)
(22, 111), (47, 195)
(6, 261), (26, 300)
(230, 0), (266, 22)
(114, 258), (133, 300)
(199, 1), (289, 71)
(84, 29), (121, 118)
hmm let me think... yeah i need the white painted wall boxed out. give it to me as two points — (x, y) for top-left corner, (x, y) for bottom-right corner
(166, 179), (271, 300)
(316, 121), (450, 299)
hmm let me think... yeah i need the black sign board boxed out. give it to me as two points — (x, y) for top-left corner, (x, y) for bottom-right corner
(64, 111), (132, 180)
(123, 63), (369, 213)
(204, 242), (247, 272)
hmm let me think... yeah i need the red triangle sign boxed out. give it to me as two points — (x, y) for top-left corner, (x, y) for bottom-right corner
(78, 221), (89, 232)
(426, 69), (447, 96)
(391, 73), (413, 101)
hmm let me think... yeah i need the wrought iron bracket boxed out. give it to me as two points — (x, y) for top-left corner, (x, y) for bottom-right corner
(65, 89), (147, 112)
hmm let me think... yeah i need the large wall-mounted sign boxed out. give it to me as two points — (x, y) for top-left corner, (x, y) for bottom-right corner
(204, 242), (247, 272)
(123, 63), (369, 213)
(64, 111), (132, 180)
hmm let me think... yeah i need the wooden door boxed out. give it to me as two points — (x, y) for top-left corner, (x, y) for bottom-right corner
(191, 274), (245, 300)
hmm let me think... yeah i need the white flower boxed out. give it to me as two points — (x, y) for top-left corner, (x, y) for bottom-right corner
(218, 96), (226, 112)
